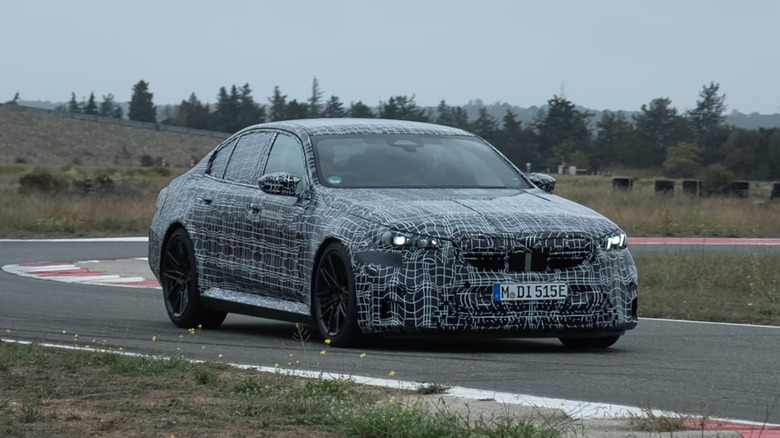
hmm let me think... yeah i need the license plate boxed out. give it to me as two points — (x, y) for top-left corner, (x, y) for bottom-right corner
(492, 283), (568, 301)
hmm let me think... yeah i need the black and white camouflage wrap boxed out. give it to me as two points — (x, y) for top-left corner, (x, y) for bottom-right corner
(149, 119), (638, 337)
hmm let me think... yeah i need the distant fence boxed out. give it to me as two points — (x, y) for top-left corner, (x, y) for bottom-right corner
(0, 103), (231, 140)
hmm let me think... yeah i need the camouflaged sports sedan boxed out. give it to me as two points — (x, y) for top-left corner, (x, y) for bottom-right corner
(149, 119), (637, 348)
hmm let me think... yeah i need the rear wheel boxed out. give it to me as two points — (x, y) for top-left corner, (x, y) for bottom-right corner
(312, 242), (361, 346)
(160, 228), (226, 329)
(559, 335), (621, 349)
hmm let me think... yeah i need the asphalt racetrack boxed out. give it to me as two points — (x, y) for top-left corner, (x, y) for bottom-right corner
(2, 239), (780, 424)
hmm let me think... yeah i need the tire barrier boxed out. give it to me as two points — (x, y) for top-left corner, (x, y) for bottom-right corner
(729, 181), (750, 198)
(612, 177), (633, 190)
(682, 180), (702, 196)
(654, 180), (674, 194)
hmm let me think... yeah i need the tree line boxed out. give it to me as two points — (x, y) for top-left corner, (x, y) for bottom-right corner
(58, 79), (780, 181)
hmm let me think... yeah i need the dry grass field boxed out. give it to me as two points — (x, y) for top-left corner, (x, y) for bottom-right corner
(0, 164), (177, 237)
(2, 164), (777, 238)
(555, 175), (780, 238)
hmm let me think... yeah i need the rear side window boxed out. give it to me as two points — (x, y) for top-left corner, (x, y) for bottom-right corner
(207, 138), (238, 178)
(223, 132), (276, 184)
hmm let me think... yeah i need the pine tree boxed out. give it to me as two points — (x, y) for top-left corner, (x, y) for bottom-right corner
(435, 100), (468, 130)
(213, 86), (241, 131)
(286, 99), (309, 119)
(379, 95), (428, 121)
(322, 95), (345, 118)
(67, 92), (82, 114)
(500, 110), (535, 169)
(84, 92), (98, 115)
(5, 92), (20, 105)
(99, 93), (123, 119)
(308, 77), (324, 118)
(632, 97), (691, 168)
(593, 110), (634, 170)
(348, 101), (374, 118)
(128, 80), (156, 122)
(168, 93), (210, 129)
(533, 96), (593, 168)
(471, 107), (499, 143)
(237, 83), (265, 128)
(268, 86), (288, 122)
(687, 82), (728, 164)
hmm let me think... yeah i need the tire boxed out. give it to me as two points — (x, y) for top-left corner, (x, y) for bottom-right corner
(312, 242), (362, 347)
(160, 228), (227, 329)
(559, 335), (621, 349)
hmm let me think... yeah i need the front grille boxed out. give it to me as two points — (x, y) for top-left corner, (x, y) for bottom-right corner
(460, 234), (593, 272)
(462, 253), (505, 271)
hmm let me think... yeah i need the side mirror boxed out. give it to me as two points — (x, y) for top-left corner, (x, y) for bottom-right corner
(529, 172), (556, 193)
(259, 172), (302, 197)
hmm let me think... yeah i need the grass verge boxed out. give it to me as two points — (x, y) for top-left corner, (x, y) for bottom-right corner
(636, 252), (780, 324)
(0, 342), (567, 438)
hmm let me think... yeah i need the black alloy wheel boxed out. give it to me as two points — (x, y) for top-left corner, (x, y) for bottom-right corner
(160, 228), (226, 329)
(559, 335), (621, 349)
(313, 242), (361, 346)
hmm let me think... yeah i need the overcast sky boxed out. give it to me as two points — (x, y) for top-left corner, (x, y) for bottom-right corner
(2, 0), (779, 114)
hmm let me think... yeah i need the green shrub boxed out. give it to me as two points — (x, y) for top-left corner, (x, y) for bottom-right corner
(18, 168), (67, 194)
(700, 164), (735, 196)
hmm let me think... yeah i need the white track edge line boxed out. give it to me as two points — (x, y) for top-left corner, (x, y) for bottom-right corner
(0, 237), (149, 242)
(640, 317), (780, 330)
(1, 338), (778, 428)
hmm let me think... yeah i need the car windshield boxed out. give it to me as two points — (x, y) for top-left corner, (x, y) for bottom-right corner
(313, 134), (532, 189)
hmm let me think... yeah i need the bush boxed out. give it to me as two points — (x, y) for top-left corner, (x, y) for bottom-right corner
(700, 164), (735, 196)
(18, 168), (67, 194)
(140, 154), (154, 167)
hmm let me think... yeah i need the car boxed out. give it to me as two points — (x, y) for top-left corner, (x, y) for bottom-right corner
(148, 118), (638, 348)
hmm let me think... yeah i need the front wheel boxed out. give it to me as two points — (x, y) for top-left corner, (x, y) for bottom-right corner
(160, 228), (227, 329)
(312, 242), (361, 347)
(559, 335), (621, 349)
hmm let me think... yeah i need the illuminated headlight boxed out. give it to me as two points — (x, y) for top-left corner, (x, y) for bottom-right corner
(381, 231), (440, 249)
(603, 231), (627, 250)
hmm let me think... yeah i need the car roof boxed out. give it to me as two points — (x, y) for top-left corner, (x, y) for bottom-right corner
(241, 118), (474, 138)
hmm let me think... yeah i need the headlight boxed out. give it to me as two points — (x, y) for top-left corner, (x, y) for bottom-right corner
(602, 231), (627, 250)
(380, 231), (440, 249)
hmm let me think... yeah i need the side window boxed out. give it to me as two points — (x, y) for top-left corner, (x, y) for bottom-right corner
(263, 134), (307, 181)
(207, 137), (238, 178)
(223, 132), (275, 184)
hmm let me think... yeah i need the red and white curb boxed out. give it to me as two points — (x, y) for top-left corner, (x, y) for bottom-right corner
(1, 259), (161, 289)
(630, 237), (780, 245)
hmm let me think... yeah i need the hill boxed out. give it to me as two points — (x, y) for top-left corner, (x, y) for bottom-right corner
(0, 105), (227, 167)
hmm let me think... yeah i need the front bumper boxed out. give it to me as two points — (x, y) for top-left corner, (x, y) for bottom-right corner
(351, 243), (638, 336)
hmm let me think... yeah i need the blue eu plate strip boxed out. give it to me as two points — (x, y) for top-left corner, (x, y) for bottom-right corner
(493, 284), (501, 301)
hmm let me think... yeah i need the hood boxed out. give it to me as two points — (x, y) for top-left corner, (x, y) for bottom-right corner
(321, 188), (619, 241)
